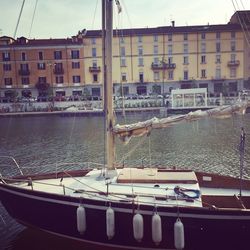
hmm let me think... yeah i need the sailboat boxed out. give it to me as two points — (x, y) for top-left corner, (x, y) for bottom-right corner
(1, 1), (250, 249)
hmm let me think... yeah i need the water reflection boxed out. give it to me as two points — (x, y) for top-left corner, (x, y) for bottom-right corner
(0, 113), (250, 249)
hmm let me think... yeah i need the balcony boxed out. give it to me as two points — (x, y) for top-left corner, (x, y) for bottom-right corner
(53, 68), (64, 74)
(179, 77), (194, 82)
(151, 62), (176, 70)
(227, 60), (240, 67)
(89, 66), (101, 72)
(211, 76), (226, 82)
(18, 69), (30, 75)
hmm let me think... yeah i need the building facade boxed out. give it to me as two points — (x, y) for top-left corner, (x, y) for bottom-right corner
(0, 10), (249, 101)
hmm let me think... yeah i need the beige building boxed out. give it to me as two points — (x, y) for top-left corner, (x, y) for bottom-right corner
(0, 10), (249, 101)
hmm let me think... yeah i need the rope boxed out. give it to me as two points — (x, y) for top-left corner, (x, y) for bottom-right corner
(91, 0), (99, 29)
(14, 0), (26, 39)
(231, 0), (250, 47)
(117, 136), (147, 166)
(28, 0), (38, 38)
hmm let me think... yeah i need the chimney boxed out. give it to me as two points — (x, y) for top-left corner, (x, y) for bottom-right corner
(171, 21), (175, 27)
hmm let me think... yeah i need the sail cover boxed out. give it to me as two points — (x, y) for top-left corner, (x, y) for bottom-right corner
(113, 101), (248, 143)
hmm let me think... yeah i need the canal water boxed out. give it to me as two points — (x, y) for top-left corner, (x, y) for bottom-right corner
(0, 112), (250, 250)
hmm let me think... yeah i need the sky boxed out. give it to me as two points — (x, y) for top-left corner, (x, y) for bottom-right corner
(0, 0), (250, 39)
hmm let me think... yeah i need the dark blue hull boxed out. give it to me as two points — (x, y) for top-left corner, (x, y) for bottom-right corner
(1, 183), (250, 250)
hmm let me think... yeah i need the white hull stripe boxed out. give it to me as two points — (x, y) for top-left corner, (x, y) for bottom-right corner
(1, 186), (250, 220)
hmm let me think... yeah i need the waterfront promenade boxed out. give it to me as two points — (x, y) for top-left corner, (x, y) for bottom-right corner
(0, 96), (248, 117)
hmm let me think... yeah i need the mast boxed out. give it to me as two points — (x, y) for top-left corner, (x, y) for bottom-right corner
(103, 0), (115, 170)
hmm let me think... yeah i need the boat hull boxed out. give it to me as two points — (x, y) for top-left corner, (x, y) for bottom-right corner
(1, 183), (250, 249)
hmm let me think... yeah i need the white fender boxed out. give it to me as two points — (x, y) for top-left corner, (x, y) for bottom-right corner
(106, 207), (115, 239)
(76, 205), (86, 234)
(152, 212), (162, 245)
(133, 213), (144, 242)
(174, 218), (185, 250)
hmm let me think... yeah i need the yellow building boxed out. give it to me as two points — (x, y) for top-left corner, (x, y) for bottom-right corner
(0, 10), (249, 101)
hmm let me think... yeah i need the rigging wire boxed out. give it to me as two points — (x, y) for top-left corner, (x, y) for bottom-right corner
(91, 0), (99, 30)
(14, 0), (26, 39)
(231, 0), (250, 47)
(234, 0), (250, 39)
(28, 0), (38, 38)
(117, 136), (147, 167)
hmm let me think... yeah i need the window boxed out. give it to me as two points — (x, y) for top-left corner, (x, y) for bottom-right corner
(216, 42), (221, 53)
(21, 52), (26, 61)
(91, 38), (96, 44)
(73, 75), (81, 83)
(201, 42), (206, 53)
(92, 87), (100, 96)
(120, 47), (126, 56)
(121, 73), (127, 81)
(3, 64), (11, 71)
(230, 68), (236, 78)
(20, 63), (29, 71)
(92, 60), (97, 67)
(231, 54), (236, 62)
(38, 77), (47, 84)
(71, 50), (80, 59)
(229, 82), (237, 92)
(138, 45), (143, 56)
(215, 68), (221, 79)
(139, 72), (144, 82)
(137, 85), (147, 95)
(201, 33), (206, 40)
(21, 77), (30, 85)
(72, 62), (80, 69)
(122, 86), (129, 95)
(199, 83), (208, 89)
(183, 56), (189, 64)
(121, 57), (126, 67)
(183, 43), (188, 54)
(168, 71), (174, 80)
(54, 51), (62, 60)
(56, 76), (64, 83)
(153, 57), (159, 65)
(231, 31), (236, 39)
(38, 51), (43, 60)
(92, 48), (97, 57)
(154, 72), (160, 81)
(153, 35), (158, 42)
(153, 45), (158, 55)
(55, 63), (63, 73)
(201, 69), (206, 78)
(201, 55), (206, 64)
(37, 63), (46, 70)
(231, 41), (236, 52)
(4, 78), (12, 85)
(120, 37), (125, 44)
(216, 32), (220, 39)
(2, 52), (10, 61)
(214, 82), (223, 92)
(138, 36), (142, 43)
(138, 57), (143, 66)
(183, 33), (188, 41)
(168, 44), (173, 55)
(168, 33), (172, 42)
(168, 57), (173, 64)
(93, 74), (98, 82)
(216, 54), (221, 63)
(184, 70), (188, 80)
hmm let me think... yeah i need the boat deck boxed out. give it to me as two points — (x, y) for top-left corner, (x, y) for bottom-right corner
(5, 168), (250, 209)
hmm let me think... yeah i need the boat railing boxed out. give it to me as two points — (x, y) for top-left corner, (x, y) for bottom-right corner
(0, 158), (105, 179)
